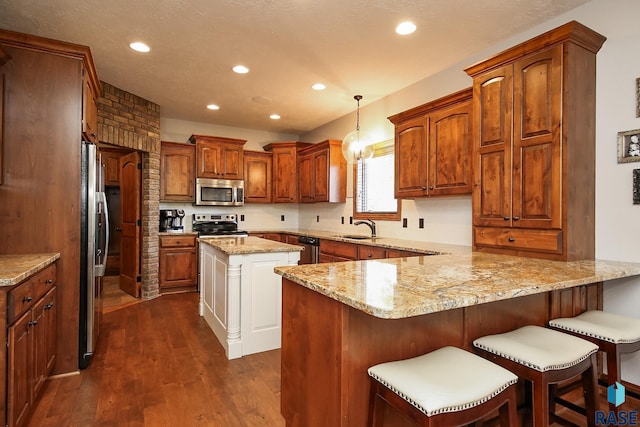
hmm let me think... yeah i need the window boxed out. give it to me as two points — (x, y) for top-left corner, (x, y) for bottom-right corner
(353, 139), (400, 220)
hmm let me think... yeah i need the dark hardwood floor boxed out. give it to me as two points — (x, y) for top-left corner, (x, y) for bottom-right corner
(27, 291), (640, 426)
(28, 292), (285, 427)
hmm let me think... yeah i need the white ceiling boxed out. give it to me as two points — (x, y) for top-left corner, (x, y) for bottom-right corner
(0, 0), (589, 135)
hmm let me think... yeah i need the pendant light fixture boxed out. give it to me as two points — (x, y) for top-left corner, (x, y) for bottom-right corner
(342, 95), (373, 163)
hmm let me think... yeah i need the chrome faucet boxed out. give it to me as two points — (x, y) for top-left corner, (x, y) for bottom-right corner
(353, 218), (376, 238)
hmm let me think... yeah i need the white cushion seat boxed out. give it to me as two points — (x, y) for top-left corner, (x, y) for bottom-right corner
(549, 310), (640, 344)
(367, 346), (518, 417)
(473, 325), (598, 372)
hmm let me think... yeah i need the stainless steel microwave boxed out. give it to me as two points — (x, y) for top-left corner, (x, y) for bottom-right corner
(195, 178), (244, 206)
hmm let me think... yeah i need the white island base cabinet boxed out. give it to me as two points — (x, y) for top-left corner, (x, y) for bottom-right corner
(198, 239), (301, 359)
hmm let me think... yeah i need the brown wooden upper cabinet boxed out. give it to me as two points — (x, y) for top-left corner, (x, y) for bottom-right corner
(464, 21), (606, 261)
(160, 141), (195, 202)
(82, 66), (98, 143)
(388, 88), (473, 199)
(100, 148), (127, 186)
(189, 134), (246, 180)
(243, 150), (272, 203)
(263, 141), (312, 203)
(297, 140), (346, 203)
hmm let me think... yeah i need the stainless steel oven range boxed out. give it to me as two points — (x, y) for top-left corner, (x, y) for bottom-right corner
(192, 213), (248, 237)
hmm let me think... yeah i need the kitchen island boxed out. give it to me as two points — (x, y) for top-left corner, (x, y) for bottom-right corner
(274, 252), (640, 427)
(198, 236), (301, 359)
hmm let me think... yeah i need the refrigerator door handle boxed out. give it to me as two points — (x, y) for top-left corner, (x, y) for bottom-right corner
(94, 192), (109, 277)
(102, 192), (109, 275)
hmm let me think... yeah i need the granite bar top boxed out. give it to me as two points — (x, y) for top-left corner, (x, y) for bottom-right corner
(158, 231), (198, 236)
(0, 253), (60, 287)
(248, 228), (467, 255)
(274, 252), (640, 319)
(198, 236), (303, 255)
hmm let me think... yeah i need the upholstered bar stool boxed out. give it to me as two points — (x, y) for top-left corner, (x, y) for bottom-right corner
(367, 346), (520, 427)
(549, 310), (640, 412)
(473, 325), (599, 427)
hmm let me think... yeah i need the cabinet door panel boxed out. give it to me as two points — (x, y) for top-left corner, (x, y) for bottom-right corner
(44, 288), (57, 374)
(313, 150), (329, 202)
(32, 297), (47, 399)
(198, 143), (221, 177)
(478, 76), (512, 148)
(8, 310), (32, 427)
(160, 143), (195, 201)
(222, 145), (243, 179)
(298, 155), (313, 201)
(429, 102), (472, 195)
(272, 148), (297, 202)
(395, 116), (428, 197)
(244, 152), (272, 203)
(160, 248), (197, 288)
(513, 47), (562, 230)
(473, 67), (513, 227)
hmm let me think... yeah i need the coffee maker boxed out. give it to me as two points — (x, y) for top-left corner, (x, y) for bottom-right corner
(159, 209), (185, 232)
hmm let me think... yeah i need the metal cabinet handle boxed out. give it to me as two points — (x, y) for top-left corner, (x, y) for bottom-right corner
(429, 186), (434, 190)
(367, 254), (372, 258)
(45, 279), (54, 284)
(22, 296), (33, 303)
(29, 320), (38, 327)
(508, 237), (515, 242)
(45, 303), (55, 310)
(512, 216), (520, 221)
(421, 186), (427, 190)
(504, 216), (510, 221)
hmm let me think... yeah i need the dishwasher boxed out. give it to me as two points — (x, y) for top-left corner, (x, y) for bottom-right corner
(297, 236), (320, 264)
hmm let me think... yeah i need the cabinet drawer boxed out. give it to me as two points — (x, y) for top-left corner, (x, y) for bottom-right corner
(357, 245), (387, 260)
(474, 227), (562, 254)
(320, 240), (357, 260)
(8, 263), (56, 323)
(32, 264), (57, 301)
(160, 235), (196, 248)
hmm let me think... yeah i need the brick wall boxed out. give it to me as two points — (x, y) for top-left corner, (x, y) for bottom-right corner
(97, 81), (160, 299)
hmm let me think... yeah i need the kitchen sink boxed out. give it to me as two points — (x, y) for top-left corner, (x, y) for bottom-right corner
(337, 234), (373, 240)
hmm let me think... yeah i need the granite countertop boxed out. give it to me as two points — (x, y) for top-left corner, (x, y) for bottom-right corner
(158, 231), (198, 236)
(274, 252), (640, 320)
(0, 253), (60, 287)
(198, 236), (303, 255)
(249, 228), (468, 255)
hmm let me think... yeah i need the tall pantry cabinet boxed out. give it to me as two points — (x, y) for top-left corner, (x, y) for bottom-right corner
(464, 21), (606, 261)
(0, 27), (101, 419)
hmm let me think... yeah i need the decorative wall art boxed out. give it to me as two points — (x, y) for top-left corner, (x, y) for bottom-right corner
(617, 128), (640, 163)
(634, 169), (640, 205)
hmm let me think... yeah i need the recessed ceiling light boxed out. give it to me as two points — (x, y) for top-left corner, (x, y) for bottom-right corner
(206, 104), (220, 110)
(395, 21), (416, 35)
(233, 65), (249, 74)
(129, 42), (150, 53)
(270, 114), (281, 120)
(312, 83), (326, 91)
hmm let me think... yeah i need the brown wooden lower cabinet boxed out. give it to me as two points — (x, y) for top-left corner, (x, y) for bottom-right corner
(159, 235), (197, 293)
(4, 263), (57, 427)
(250, 233), (283, 242)
(320, 240), (426, 263)
(281, 279), (602, 427)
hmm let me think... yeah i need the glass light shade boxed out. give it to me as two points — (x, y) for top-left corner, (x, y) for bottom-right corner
(342, 130), (374, 163)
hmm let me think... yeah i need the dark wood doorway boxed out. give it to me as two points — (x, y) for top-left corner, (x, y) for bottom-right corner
(119, 151), (142, 298)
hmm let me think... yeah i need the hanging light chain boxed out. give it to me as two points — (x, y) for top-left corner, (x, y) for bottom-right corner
(354, 95), (363, 132)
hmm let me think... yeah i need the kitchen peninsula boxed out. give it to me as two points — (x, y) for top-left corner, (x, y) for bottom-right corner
(274, 252), (640, 427)
(198, 236), (301, 359)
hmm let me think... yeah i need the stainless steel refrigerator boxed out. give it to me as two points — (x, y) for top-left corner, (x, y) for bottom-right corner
(79, 142), (109, 369)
